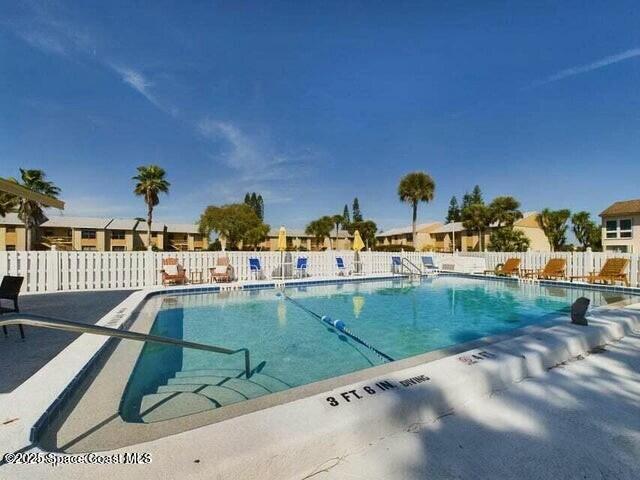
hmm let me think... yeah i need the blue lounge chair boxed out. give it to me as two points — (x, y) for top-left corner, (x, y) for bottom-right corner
(421, 256), (439, 274)
(336, 257), (347, 275)
(249, 257), (262, 279)
(296, 257), (308, 278)
(391, 256), (402, 274)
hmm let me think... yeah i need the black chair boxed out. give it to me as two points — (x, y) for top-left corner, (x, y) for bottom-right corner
(1, 276), (25, 339)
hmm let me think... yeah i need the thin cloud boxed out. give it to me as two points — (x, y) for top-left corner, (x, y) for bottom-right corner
(530, 48), (640, 88)
(110, 65), (158, 106)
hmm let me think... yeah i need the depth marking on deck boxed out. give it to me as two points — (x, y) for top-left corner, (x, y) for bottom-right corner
(457, 350), (497, 366)
(325, 374), (430, 407)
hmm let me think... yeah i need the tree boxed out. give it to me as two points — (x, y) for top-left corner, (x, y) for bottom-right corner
(538, 208), (571, 252)
(489, 196), (522, 227)
(12, 169), (61, 250)
(461, 192), (473, 210)
(133, 165), (170, 248)
(461, 203), (491, 251)
(199, 203), (269, 250)
(346, 219), (378, 249)
(0, 192), (18, 217)
(305, 216), (334, 249)
(352, 197), (363, 222)
(244, 192), (264, 220)
(446, 196), (461, 223)
(342, 204), (350, 225)
(397, 171), (436, 245)
(572, 211), (601, 251)
(331, 214), (344, 250)
(489, 228), (530, 252)
(470, 185), (483, 205)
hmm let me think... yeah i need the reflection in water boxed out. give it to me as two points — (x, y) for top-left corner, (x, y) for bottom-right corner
(277, 300), (287, 326)
(352, 295), (365, 318)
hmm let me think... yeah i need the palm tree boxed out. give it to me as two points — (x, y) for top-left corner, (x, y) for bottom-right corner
(305, 216), (333, 251)
(133, 165), (170, 248)
(0, 192), (18, 217)
(539, 208), (571, 252)
(489, 196), (522, 227)
(398, 172), (435, 246)
(12, 169), (61, 250)
(461, 203), (491, 251)
(331, 214), (344, 250)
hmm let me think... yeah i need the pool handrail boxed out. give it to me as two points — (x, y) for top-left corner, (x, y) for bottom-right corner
(0, 313), (252, 378)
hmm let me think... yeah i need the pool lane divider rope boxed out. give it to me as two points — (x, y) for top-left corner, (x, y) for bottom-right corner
(276, 290), (395, 363)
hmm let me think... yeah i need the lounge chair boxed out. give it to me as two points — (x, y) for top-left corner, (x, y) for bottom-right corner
(484, 258), (521, 277)
(522, 258), (566, 280)
(336, 257), (348, 276)
(162, 258), (188, 285)
(249, 257), (262, 280)
(391, 256), (402, 274)
(210, 256), (233, 283)
(1, 276), (25, 339)
(296, 257), (308, 278)
(571, 258), (630, 287)
(421, 256), (439, 273)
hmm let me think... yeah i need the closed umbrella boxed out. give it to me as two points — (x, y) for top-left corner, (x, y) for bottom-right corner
(353, 230), (365, 274)
(278, 226), (287, 279)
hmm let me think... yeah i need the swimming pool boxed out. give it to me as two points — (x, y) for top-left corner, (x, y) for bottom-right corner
(120, 275), (635, 423)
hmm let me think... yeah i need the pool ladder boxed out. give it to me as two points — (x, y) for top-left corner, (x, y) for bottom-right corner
(0, 313), (253, 378)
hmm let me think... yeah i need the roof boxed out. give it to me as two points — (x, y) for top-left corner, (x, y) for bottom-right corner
(41, 216), (112, 229)
(0, 212), (23, 225)
(166, 223), (200, 234)
(431, 222), (465, 234)
(600, 199), (640, 217)
(106, 219), (139, 230)
(134, 221), (166, 233)
(377, 222), (440, 237)
(266, 228), (352, 238)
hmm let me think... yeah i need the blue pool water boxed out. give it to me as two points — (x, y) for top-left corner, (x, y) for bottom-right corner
(121, 276), (634, 422)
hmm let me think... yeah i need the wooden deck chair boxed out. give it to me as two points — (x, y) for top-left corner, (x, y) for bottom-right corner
(484, 258), (520, 277)
(162, 258), (188, 285)
(571, 258), (630, 287)
(210, 256), (233, 283)
(522, 258), (566, 280)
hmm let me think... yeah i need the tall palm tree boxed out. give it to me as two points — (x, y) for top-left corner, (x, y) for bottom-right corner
(397, 172), (435, 245)
(331, 214), (344, 250)
(133, 165), (170, 248)
(13, 169), (61, 250)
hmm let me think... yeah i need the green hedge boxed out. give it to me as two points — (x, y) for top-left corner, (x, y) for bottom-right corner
(372, 244), (415, 252)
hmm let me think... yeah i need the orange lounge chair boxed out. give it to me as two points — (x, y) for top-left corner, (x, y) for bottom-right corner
(522, 258), (566, 280)
(484, 258), (521, 277)
(210, 256), (233, 283)
(162, 258), (188, 285)
(571, 258), (630, 287)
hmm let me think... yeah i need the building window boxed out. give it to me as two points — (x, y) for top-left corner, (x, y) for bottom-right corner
(6, 245), (16, 251)
(606, 219), (632, 239)
(606, 245), (629, 253)
(111, 230), (125, 240)
(81, 230), (97, 239)
(6, 226), (16, 233)
(81, 246), (97, 251)
(112, 246), (126, 251)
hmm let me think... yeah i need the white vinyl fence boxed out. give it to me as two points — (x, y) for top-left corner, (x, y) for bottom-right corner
(0, 250), (460, 293)
(1, 249), (638, 294)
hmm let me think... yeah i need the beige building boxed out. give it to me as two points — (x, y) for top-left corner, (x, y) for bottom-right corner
(430, 212), (551, 252)
(0, 215), (207, 251)
(251, 228), (352, 251)
(600, 199), (639, 253)
(376, 222), (443, 251)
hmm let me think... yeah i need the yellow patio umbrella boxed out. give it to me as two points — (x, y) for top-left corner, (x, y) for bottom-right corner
(352, 230), (365, 252)
(277, 225), (287, 251)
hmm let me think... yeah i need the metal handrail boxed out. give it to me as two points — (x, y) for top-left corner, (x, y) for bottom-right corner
(0, 313), (252, 378)
(401, 257), (422, 275)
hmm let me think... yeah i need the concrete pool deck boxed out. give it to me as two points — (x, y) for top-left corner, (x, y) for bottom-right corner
(1, 277), (640, 479)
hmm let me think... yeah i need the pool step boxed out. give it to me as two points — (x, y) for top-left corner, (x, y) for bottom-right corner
(139, 392), (215, 423)
(137, 369), (291, 423)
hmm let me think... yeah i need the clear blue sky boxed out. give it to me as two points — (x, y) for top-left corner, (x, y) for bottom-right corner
(1, 1), (639, 231)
